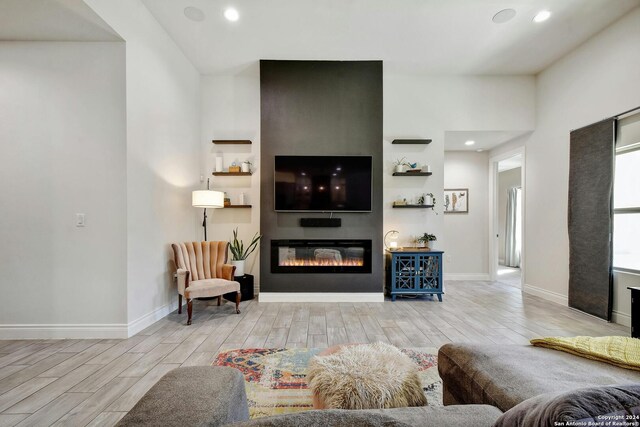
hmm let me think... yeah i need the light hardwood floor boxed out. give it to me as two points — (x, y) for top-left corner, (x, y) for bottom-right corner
(0, 281), (629, 426)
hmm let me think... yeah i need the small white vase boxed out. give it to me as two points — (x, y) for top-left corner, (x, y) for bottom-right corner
(231, 260), (245, 277)
(241, 162), (251, 173)
(395, 165), (404, 173)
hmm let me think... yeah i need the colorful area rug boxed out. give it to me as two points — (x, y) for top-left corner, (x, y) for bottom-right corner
(213, 347), (441, 419)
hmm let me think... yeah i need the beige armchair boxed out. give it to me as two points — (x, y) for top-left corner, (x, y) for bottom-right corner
(171, 241), (241, 325)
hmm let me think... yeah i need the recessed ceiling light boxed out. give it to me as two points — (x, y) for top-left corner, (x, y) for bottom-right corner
(224, 7), (239, 22)
(184, 6), (205, 22)
(476, 149), (484, 152)
(465, 140), (475, 146)
(533, 10), (551, 23)
(492, 9), (516, 24)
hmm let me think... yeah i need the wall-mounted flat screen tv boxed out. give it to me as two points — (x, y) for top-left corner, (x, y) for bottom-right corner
(274, 155), (372, 212)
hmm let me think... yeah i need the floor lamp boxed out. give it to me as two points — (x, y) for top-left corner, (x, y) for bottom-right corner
(192, 180), (224, 241)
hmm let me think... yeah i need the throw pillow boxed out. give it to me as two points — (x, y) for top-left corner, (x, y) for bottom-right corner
(493, 384), (640, 427)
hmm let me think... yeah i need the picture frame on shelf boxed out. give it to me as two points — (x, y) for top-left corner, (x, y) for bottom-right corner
(444, 188), (468, 213)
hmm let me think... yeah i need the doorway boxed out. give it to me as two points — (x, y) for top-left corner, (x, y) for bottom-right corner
(489, 149), (525, 287)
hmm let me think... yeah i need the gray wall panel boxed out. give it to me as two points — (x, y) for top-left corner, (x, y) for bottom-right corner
(260, 60), (383, 293)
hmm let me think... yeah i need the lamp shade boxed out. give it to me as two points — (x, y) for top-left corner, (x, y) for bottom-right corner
(192, 190), (224, 208)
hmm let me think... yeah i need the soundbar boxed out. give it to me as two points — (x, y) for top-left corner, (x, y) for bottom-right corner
(300, 218), (342, 227)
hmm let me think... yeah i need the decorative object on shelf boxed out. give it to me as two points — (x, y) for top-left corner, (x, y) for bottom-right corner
(229, 162), (241, 173)
(444, 188), (469, 213)
(422, 165), (432, 173)
(239, 192), (246, 205)
(416, 233), (437, 249)
(384, 230), (400, 250)
(192, 178), (224, 240)
(241, 161), (252, 173)
(215, 156), (223, 172)
(393, 157), (407, 173)
(417, 193), (437, 213)
(393, 198), (408, 207)
(224, 192), (231, 207)
(229, 227), (262, 277)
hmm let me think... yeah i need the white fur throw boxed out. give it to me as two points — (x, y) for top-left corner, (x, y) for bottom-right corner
(307, 342), (428, 410)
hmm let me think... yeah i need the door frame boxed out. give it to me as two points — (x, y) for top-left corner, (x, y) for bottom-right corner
(488, 146), (526, 283)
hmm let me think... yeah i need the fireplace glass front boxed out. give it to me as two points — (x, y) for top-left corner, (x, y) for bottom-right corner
(271, 239), (372, 274)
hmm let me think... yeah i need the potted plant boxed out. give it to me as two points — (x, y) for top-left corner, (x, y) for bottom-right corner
(417, 233), (437, 249)
(241, 161), (252, 173)
(229, 228), (261, 277)
(393, 157), (407, 173)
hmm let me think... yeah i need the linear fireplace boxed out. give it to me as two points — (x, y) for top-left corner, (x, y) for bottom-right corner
(271, 239), (372, 274)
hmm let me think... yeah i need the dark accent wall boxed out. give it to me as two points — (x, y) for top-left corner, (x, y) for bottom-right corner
(260, 60), (383, 293)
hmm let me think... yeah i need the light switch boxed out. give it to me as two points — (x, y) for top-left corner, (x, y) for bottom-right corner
(76, 213), (86, 227)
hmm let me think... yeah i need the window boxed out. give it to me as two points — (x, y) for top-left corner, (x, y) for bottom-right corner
(613, 114), (640, 273)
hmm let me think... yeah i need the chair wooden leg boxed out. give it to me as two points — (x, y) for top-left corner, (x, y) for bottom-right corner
(178, 294), (182, 314)
(187, 299), (193, 325)
(235, 291), (241, 314)
(217, 296), (221, 306)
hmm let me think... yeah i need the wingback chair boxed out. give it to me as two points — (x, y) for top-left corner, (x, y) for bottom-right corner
(171, 241), (241, 325)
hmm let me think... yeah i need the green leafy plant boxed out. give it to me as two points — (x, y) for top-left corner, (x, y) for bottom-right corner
(229, 228), (261, 261)
(417, 233), (437, 243)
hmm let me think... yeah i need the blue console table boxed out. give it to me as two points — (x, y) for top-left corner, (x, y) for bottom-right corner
(386, 249), (444, 301)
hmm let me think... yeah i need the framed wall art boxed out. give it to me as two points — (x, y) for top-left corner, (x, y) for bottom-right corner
(444, 189), (468, 213)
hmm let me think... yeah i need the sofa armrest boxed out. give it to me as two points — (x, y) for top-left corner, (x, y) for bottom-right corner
(221, 264), (237, 281)
(117, 366), (249, 427)
(176, 269), (190, 295)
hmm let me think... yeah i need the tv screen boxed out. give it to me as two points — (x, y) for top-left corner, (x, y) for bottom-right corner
(275, 156), (372, 212)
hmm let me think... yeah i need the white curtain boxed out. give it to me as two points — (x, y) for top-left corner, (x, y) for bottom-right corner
(505, 187), (522, 268)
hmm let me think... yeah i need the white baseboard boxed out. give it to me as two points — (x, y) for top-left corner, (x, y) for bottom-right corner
(522, 284), (568, 306)
(0, 323), (129, 339)
(258, 292), (384, 303)
(127, 301), (177, 337)
(612, 310), (632, 327)
(444, 273), (490, 281)
(0, 300), (179, 340)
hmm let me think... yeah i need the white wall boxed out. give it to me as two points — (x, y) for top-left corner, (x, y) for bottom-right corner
(384, 74), (534, 267)
(498, 167), (521, 262)
(201, 69), (262, 288)
(0, 42), (127, 337)
(524, 8), (640, 324)
(443, 152), (490, 279)
(86, 0), (202, 333)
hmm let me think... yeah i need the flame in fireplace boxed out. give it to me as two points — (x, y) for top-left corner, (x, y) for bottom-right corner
(279, 258), (364, 267)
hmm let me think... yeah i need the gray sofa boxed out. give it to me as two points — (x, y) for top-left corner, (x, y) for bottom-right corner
(118, 344), (640, 426)
(117, 366), (501, 427)
(438, 343), (640, 411)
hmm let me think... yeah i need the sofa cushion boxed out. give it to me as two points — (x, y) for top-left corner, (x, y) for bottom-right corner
(185, 278), (239, 299)
(438, 344), (640, 412)
(494, 384), (640, 427)
(232, 405), (502, 427)
(117, 366), (249, 427)
(231, 410), (411, 427)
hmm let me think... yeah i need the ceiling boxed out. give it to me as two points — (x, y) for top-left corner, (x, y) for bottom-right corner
(0, 0), (121, 41)
(444, 130), (530, 151)
(142, 0), (639, 75)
